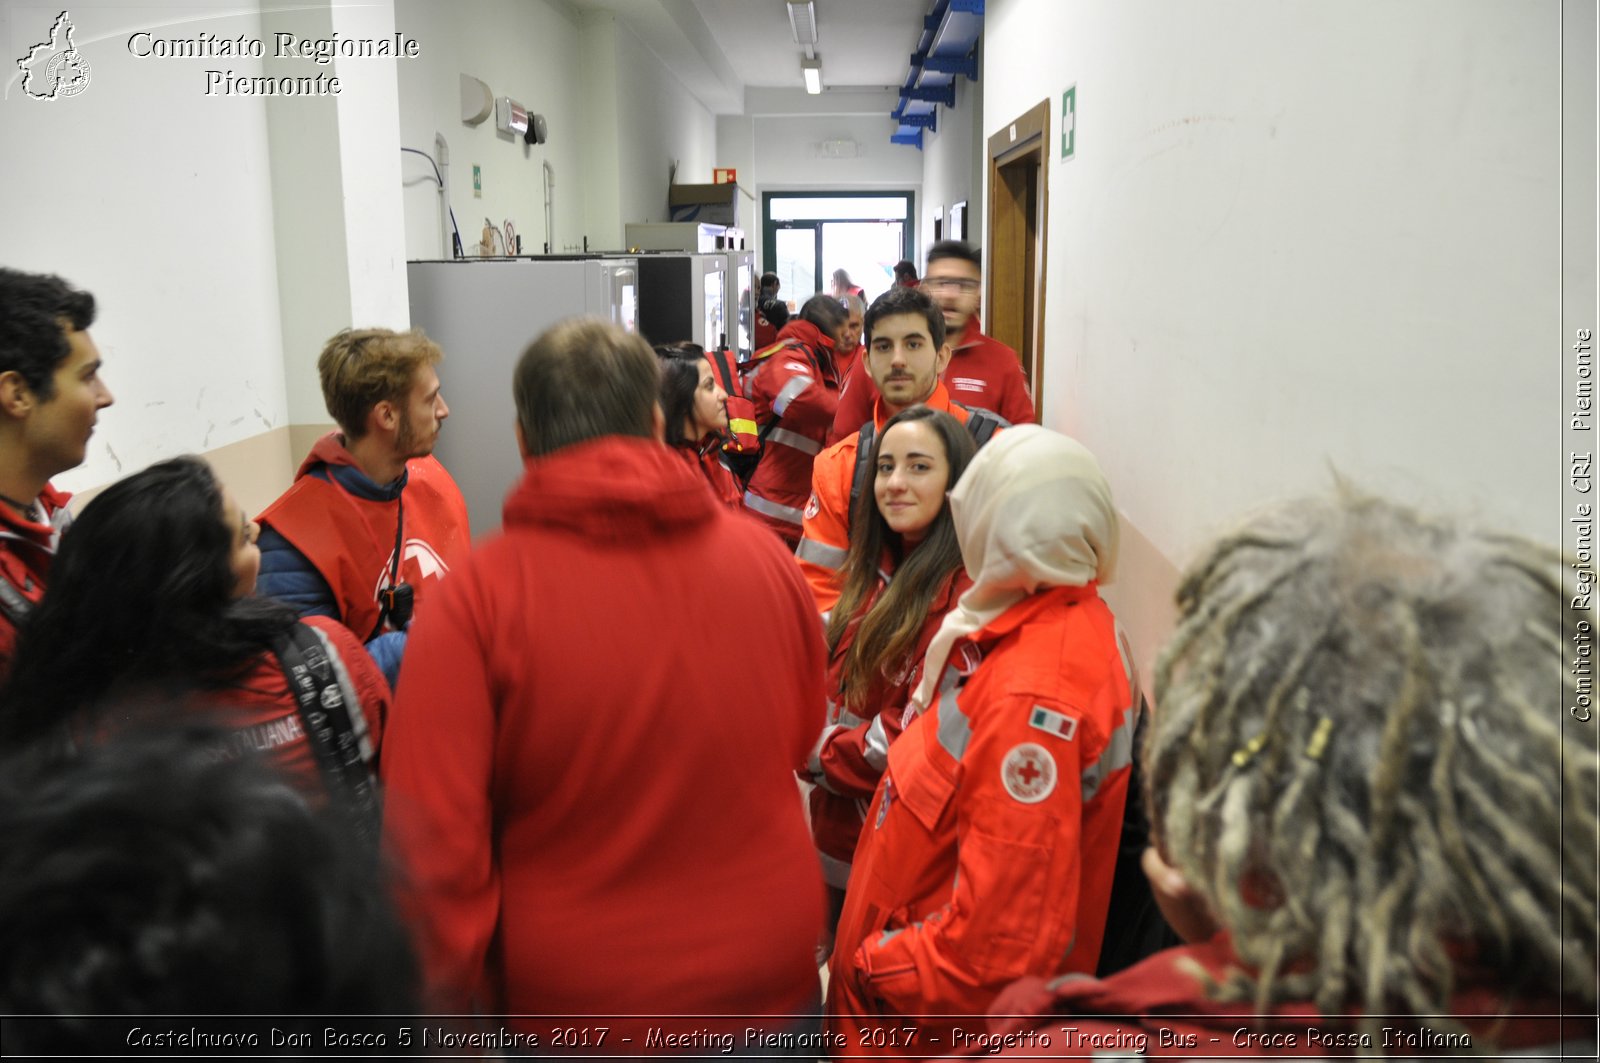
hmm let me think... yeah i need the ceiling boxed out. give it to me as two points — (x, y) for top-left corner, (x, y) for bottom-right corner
(565, 0), (936, 113)
(690, 0), (931, 90)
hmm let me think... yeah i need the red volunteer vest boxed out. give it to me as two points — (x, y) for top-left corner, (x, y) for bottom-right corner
(259, 455), (470, 640)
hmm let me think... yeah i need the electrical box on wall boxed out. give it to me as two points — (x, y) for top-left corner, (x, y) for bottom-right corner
(495, 97), (549, 145)
(495, 96), (529, 138)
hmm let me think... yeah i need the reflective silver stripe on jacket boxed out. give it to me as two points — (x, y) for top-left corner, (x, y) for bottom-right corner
(863, 715), (891, 770)
(796, 536), (848, 569)
(767, 426), (821, 455)
(742, 491), (804, 525)
(1115, 623), (1141, 720)
(836, 705), (868, 730)
(806, 721), (847, 780)
(818, 849), (854, 890)
(934, 683), (973, 762)
(1081, 703), (1136, 803)
(772, 375), (814, 416)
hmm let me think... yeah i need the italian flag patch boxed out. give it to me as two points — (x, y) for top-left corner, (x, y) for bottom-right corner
(1029, 705), (1078, 741)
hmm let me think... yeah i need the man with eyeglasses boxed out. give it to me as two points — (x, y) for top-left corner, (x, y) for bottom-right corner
(830, 241), (1035, 442)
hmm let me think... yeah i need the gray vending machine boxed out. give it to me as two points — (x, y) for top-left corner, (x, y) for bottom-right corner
(407, 255), (638, 534)
(636, 253), (727, 353)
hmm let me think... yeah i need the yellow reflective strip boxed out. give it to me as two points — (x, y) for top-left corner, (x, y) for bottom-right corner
(729, 417), (759, 435)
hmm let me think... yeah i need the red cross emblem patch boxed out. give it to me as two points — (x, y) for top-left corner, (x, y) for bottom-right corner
(1001, 743), (1058, 804)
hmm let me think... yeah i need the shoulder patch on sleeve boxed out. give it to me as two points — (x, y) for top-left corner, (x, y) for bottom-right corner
(803, 493), (820, 520)
(1029, 705), (1078, 742)
(1001, 743), (1058, 804)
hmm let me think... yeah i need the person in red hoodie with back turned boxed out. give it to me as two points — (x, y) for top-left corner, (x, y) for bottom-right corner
(383, 318), (828, 1043)
(832, 241), (1034, 443)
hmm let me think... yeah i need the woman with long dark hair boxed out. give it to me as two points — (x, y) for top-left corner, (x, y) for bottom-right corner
(803, 404), (976, 932)
(0, 456), (389, 813)
(655, 343), (742, 508)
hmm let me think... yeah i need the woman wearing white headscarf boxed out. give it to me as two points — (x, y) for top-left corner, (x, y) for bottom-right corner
(825, 425), (1139, 1052)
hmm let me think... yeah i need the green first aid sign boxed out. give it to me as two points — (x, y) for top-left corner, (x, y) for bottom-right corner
(1062, 84), (1076, 160)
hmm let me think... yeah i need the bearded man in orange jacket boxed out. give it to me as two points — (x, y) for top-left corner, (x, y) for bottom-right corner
(832, 241), (1034, 442)
(797, 287), (1006, 618)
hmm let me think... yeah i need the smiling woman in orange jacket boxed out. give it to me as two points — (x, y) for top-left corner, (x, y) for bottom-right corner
(803, 406), (975, 939)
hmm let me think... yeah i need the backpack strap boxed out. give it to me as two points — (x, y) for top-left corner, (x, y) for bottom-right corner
(0, 577), (32, 628)
(954, 402), (1009, 447)
(846, 420), (877, 533)
(0, 530), (55, 628)
(271, 623), (381, 843)
(706, 344), (739, 394)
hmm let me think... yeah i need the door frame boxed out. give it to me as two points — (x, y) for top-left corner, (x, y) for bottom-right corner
(986, 99), (1051, 421)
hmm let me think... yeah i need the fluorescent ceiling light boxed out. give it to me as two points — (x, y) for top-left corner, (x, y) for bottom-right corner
(787, 1), (818, 47)
(802, 56), (821, 94)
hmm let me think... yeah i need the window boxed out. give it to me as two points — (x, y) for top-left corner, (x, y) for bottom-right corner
(763, 192), (915, 307)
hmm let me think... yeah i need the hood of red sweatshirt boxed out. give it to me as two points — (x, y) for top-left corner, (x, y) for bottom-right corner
(295, 431), (361, 479)
(501, 435), (717, 543)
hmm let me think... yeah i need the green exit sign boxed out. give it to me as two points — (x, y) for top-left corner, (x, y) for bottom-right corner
(1061, 84), (1076, 160)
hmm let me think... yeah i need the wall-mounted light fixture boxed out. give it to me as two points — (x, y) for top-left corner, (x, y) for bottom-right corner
(802, 56), (821, 95)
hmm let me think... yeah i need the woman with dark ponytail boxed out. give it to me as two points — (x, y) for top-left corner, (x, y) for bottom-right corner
(655, 343), (742, 508)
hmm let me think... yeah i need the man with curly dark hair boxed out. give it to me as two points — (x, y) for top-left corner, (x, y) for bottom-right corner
(0, 268), (114, 676)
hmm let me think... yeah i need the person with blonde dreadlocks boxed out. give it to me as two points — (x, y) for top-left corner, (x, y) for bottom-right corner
(982, 492), (1598, 1058)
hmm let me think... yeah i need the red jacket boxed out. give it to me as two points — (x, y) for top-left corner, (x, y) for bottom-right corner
(742, 320), (840, 545)
(797, 382), (974, 617)
(806, 562), (971, 888)
(204, 615), (389, 804)
(978, 933), (1592, 1059)
(827, 584), (1134, 1053)
(0, 484), (71, 680)
(674, 436), (743, 509)
(257, 433), (471, 641)
(831, 317), (1035, 443)
(383, 436), (827, 1036)
(833, 340), (863, 387)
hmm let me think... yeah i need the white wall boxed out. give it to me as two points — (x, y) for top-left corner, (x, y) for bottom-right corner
(983, 0), (1564, 675)
(0, 0), (290, 492)
(396, 3), (714, 256)
(396, 0), (587, 258)
(919, 66), (985, 262)
(612, 16), (717, 243)
(263, 0), (410, 425)
(719, 93), (924, 273)
(985, 0), (1560, 549)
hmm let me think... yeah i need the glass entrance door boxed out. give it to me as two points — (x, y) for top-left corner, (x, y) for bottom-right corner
(764, 193), (914, 307)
